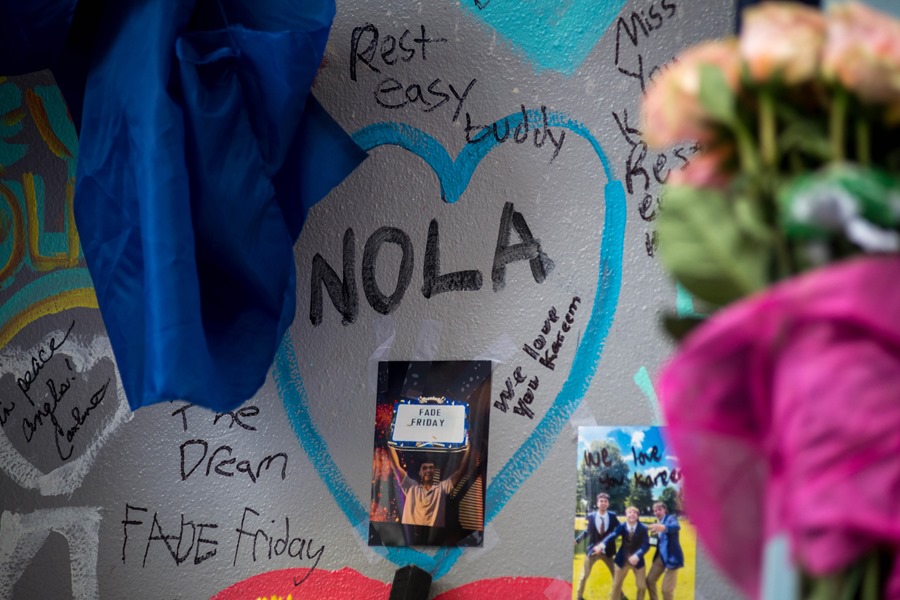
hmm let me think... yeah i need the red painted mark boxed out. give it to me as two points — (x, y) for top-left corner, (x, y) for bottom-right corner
(433, 577), (572, 599)
(213, 569), (570, 600)
(212, 567), (390, 600)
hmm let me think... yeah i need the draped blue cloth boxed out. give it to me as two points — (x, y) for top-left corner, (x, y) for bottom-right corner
(1, 0), (366, 411)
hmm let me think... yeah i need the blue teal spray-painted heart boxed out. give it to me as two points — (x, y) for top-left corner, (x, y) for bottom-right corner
(274, 109), (626, 577)
(461, 0), (629, 75)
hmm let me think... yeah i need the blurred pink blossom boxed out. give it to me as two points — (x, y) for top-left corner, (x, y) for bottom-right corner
(740, 2), (826, 85)
(659, 256), (900, 598)
(667, 144), (734, 189)
(823, 2), (900, 104)
(642, 39), (742, 148)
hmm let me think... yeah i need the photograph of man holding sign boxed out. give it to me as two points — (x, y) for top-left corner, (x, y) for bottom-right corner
(388, 445), (471, 528)
(368, 361), (490, 548)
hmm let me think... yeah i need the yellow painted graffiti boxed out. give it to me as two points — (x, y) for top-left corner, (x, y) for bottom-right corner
(23, 172), (80, 271)
(0, 181), (24, 281)
(24, 88), (73, 160)
(0, 287), (98, 348)
(254, 596), (292, 600)
(65, 176), (79, 261)
(1, 106), (24, 127)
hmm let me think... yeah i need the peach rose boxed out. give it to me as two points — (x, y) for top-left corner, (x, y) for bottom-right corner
(822, 2), (900, 104)
(740, 2), (826, 85)
(642, 39), (741, 148)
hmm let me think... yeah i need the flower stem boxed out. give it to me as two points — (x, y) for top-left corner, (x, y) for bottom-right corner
(862, 551), (880, 600)
(771, 224), (794, 280)
(733, 119), (760, 177)
(856, 115), (871, 166)
(760, 89), (778, 168)
(830, 87), (848, 161)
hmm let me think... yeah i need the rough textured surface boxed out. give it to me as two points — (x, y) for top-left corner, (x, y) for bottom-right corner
(0, 1), (741, 598)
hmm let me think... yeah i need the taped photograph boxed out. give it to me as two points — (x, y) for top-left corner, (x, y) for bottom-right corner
(368, 360), (491, 547)
(573, 426), (696, 600)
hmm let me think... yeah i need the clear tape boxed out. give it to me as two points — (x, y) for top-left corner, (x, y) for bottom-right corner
(569, 401), (598, 438)
(351, 518), (385, 565)
(475, 333), (518, 366)
(543, 577), (574, 599)
(367, 316), (397, 395)
(412, 320), (442, 362)
(462, 523), (500, 561)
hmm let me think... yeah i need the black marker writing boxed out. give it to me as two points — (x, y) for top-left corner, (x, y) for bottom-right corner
(362, 227), (415, 314)
(0, 398), (14, 427)
(495, 298), (579, 418)
(350, 24), (447, 80)
(584, 447), (615, 468)
(349, 24), (472, 122)
(522, 297), (580, 371)
(16, 320), (75, 402)
(173, 403), (261, 432)
(233, 506), (325, 584)
(20, 373), (107, 462)
(374, 77), (476, 122)
(633, 468), (683, 489)
(213, 406), (260, 431)
(180, 439), (288, 484)
(59, 378), (110, 451)
(615, 0), (678, 93)
(310, 203), (551, 325)
(611, 108), (699, 257)
(465, 105), (566, 161)
(121, 504), (219, 567)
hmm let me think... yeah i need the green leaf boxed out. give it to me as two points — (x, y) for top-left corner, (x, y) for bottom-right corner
(734, 195), (773, 243)
(699, 64), (736, 124)
(657, 185), (771, 307)
(661, 313), (706, 343)
(779, 121), (832, 162)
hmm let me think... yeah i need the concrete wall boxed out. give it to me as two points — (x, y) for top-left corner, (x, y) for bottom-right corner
(0, 1), (740, 597)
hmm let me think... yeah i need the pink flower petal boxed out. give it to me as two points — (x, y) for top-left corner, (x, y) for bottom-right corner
(660, 256), (900, 597)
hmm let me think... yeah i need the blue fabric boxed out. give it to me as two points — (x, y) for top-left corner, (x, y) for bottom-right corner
(2, 0), (366, 411)
(655, 513), (685, 569)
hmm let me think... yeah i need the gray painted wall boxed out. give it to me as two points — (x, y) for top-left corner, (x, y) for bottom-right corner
(0, 1), (740, 598)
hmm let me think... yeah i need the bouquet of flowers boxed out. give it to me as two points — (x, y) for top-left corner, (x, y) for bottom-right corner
(646, 2), (900, 598)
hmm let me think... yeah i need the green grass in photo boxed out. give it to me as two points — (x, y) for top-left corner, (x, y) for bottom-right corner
(572, 519), (697, 600)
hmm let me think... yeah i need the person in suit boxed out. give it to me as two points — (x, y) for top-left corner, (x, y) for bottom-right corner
(574, 492), (621, 599)
(647, 501), (684, 600)
(599, 506), (651, 600)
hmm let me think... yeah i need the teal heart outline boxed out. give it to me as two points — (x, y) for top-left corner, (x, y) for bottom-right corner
(275, 109), (626, 577)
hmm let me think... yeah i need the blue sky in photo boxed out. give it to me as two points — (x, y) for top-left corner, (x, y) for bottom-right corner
(577, 426), (681, 495)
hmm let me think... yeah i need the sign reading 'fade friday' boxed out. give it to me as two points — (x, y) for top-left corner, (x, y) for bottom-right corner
(391, 398), (469, 447)
(0, 1), (738, 599)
